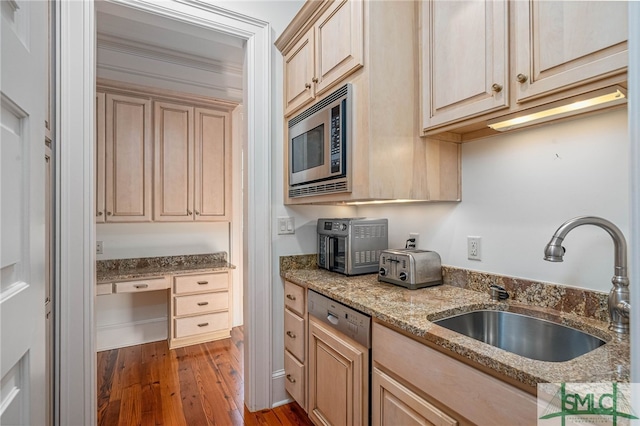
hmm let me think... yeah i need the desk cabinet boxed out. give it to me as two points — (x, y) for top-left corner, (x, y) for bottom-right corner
(170, 271), (231, 349)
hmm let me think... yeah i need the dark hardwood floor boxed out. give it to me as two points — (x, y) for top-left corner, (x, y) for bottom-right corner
(97, 327), (313, 425)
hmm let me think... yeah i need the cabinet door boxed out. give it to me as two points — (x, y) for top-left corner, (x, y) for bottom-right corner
(154, 101), (194, 221)
(514, 1), (627, 103)
(194, 108), (230, 221)
(284, 28), (316, 116)
(372, 367), (458, 426)
(421, 0), (508, 130)
(95, 92), (106, 222)
(105, 93), (152, 222)
(308, 317), (368, 426)
(314, 0), (364, 96)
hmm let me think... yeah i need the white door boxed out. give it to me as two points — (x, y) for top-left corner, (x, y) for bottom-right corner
(1, 0), (47, 425)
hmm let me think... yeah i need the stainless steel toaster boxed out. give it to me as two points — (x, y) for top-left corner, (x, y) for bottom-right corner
(378, 249), (442, 289)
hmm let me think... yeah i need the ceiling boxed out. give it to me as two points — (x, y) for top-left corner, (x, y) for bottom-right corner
(95, 1), (245, 101)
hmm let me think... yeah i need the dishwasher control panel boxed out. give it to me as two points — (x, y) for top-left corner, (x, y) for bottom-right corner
(308, 290), (371, 348)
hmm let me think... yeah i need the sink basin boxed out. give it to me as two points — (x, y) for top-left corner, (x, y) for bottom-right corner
(433, 310), (606, 362)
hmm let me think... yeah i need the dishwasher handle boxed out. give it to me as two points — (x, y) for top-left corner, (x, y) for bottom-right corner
(327, 311), (339, 325)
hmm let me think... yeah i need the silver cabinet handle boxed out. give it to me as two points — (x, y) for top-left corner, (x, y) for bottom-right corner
(134, 284), (149, 289)
(286, 294), (296, 301)
(286, 374), (296, 383)
(97, 211), (103, 216)
(304, 83), (311, 89)
(286, 331), (296, 339)
(516, 73), (528, 83)
(197, 281), (208, 285)
(195, 210), (200, 215)
(491, 83), (503, 93)
(107, 211), (112, 216)
(197, 302), (209, 306)
(187, 210), (193, 215)
(312, 77), (318, 83)
(197, 322), (209, 327)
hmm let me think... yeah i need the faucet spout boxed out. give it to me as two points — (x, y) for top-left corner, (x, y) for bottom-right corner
(544, 216), (630, 334)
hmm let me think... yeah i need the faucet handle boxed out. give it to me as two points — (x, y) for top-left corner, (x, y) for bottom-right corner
(489, 285), (509, 301)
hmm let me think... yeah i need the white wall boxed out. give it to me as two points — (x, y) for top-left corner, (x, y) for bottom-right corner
(359, 108), (629, 294)
(96, 222), (230, 259)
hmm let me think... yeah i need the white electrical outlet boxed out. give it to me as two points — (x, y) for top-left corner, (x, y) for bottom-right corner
(96, 241), (103, 255)
(467, 236), (481, 261)
(408, 233), (419, 249)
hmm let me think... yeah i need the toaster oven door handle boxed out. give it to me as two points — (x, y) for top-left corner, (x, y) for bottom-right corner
(327, 236), (335, 271)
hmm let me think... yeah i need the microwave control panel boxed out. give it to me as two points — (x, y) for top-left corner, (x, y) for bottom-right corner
(330, 103), (343, 174)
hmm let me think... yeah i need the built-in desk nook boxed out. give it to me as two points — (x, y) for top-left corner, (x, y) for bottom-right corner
(96, 252), (234, 350)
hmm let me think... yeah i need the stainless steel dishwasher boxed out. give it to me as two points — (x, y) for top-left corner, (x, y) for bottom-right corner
(307, 290), (371, 426)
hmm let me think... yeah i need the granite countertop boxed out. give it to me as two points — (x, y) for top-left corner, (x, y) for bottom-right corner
(97, 252), (235, 283)
(281, 267), (630, 392)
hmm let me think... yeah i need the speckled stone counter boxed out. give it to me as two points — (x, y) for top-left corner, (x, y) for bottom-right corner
(280, 256), (629, 392)
(97, 252), (235, 283)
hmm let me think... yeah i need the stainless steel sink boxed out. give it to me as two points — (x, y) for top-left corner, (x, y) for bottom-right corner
(433, 310), (606, 362)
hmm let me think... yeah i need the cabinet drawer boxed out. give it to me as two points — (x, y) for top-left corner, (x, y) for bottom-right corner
(96, 282), (113, 296)
(175, 292), (228, 317)
(114, 277), (169, 293)
(174, 312), (229, 338)
(284, 350), (305, 407)
(284, 309), (305, 362)
(284, 281), (305, 316)
(174, 272), (228, 294)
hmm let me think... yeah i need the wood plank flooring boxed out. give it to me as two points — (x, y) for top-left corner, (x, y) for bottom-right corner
(97, 327), (313, 425)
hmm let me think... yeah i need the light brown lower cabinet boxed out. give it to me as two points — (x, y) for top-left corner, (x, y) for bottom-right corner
(284, 280), (307, 410)
(372, 367), (458, 426)
(308, 316), (368, 426)
(372, 322), (537, 425)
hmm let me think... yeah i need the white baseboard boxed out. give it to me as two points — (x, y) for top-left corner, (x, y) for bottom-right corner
(271, 369), (293, 408)
(96, 317), (168, 351)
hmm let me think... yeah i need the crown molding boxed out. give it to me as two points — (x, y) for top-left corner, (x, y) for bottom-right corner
(97, 33), (243, 76)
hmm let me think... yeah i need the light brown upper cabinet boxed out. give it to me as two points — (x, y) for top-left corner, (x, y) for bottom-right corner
(421, 0), (628, 141)
(513, 1), (627, 103)
(421, 0), (509, 129)
(96, 92), (106, 223)
(96, 82), (235, 223)
(104, 92), (153, 222)
(282, 0), (364, 116)
(154, 101), (231, 222)
(277, 1), (461, 205)
(193, 108), (231, 221)
(154, 102), (194, 222)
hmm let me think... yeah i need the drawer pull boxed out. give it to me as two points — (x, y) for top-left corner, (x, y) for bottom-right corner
(197, 302), (209, 306)
(134, 284), (149, 289)
(286, 294), (296, 301)
(197, 322), (209, 327)
(286, 331), (296, 339)
(197, 281), (209, 285)
(286, 374), (296, 383)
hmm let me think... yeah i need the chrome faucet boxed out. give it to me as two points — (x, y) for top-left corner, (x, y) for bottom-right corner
(544, 216), (630, 334)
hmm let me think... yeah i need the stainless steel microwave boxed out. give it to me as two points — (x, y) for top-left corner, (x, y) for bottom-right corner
(288, 84), (352, 198)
